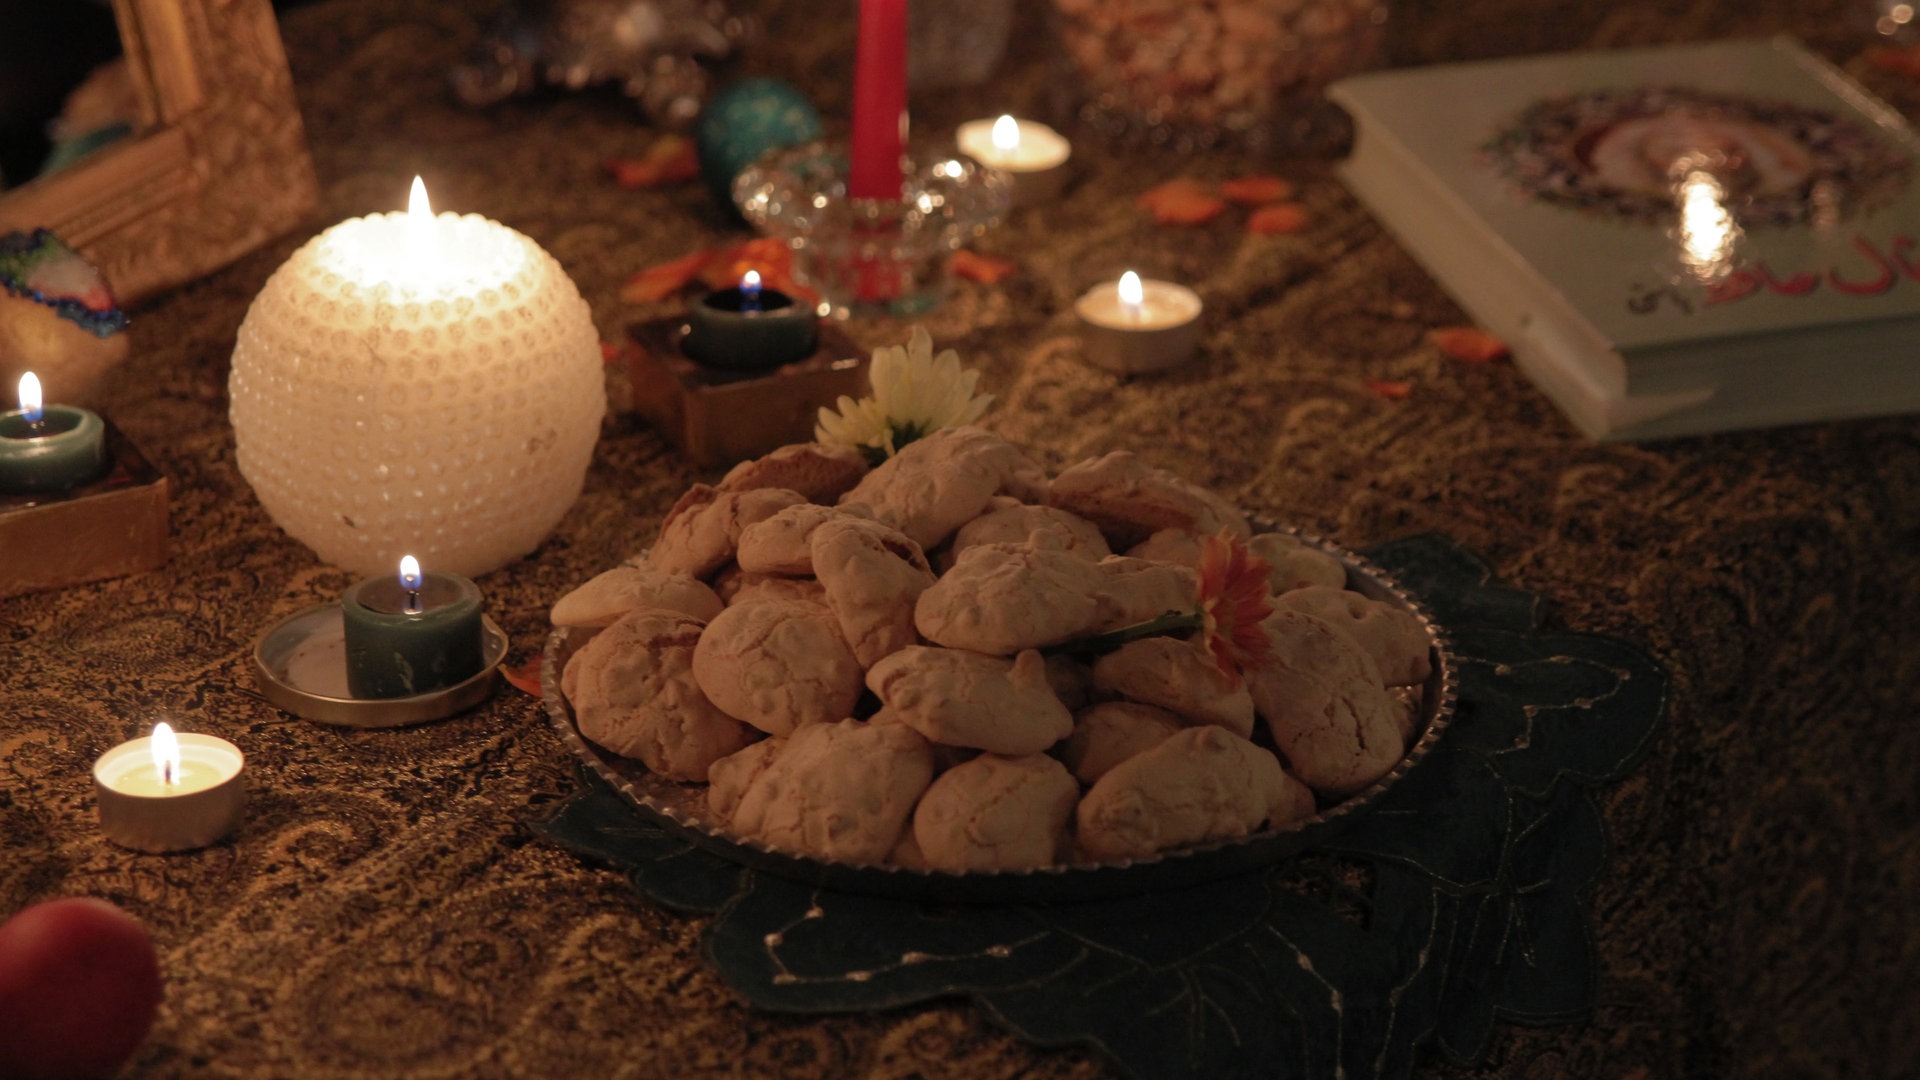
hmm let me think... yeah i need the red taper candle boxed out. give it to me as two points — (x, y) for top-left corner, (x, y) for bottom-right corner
(847, 0), (908, 200)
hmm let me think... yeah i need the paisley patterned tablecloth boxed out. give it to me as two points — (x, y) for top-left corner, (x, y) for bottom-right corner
(3, 0), (1918, 1077)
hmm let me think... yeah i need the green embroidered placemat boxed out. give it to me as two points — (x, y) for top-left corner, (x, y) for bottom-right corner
(536, 534), (1666, 1078)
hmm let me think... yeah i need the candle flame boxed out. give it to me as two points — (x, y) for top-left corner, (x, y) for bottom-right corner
(1117, 270), (1144, 316)
(151, 722), (180, 787)
(17, 372), (42, 423)
(398, 554), (423, 591)
(991, 115), (1020, 155)
(738, 269), (763, 313)
(405, 176), (439, 277)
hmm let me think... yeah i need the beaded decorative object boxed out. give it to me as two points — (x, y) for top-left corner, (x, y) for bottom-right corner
(229, 210), (605, 577)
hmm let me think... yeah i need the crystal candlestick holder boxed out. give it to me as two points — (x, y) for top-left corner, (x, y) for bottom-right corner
(733, 142), (1011, 318)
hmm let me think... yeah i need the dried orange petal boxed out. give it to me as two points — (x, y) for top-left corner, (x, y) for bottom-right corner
(1137, 177), (1212, 207)
(604, 135), (700, 189)
(1428, 326), (1510, 363)
(1246, 202), (1309, 235)
(1365, 378), (1412, 400)
(1221, 175), (1294, 205)
(697, 238), (794, 289)
(1138, 178), (1227, 225)
(618, 250), (712, 303)
(502, 657), (543, 698)
(952, 250), (1018, 284)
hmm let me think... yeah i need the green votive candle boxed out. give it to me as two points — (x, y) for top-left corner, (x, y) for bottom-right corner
(681, 271), (818, 371)
(341, 556), (485, 699)
(0, 374), (108, 494)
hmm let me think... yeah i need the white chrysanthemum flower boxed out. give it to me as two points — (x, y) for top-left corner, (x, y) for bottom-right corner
(814, 393), (896, 457)
(814, 326), (992, 461)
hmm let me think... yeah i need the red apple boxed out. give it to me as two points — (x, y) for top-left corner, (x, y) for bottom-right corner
(0, 897), (162, 1080)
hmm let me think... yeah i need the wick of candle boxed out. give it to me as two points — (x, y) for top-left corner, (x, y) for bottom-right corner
(398, 554), (424, 614)
(163, 759), (174, 787)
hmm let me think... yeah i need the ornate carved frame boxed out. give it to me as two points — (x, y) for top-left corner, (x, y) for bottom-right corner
(0, 0), (317, 303)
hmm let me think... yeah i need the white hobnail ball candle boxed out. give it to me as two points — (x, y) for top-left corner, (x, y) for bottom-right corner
(230, 179), (604, 577)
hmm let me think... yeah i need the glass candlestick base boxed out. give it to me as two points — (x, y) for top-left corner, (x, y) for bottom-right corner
(733, 141), (1011, 318)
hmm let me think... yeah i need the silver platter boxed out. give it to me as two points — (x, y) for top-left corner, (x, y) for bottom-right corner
(541, 530), (1457, 903)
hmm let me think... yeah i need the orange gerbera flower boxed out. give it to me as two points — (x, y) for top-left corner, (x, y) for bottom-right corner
(1044, 533), (1275, 675)
(1196, 532), (1274, 678)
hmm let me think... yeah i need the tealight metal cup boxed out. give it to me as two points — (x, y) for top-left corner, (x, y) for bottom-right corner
(93, 733), (247, 854)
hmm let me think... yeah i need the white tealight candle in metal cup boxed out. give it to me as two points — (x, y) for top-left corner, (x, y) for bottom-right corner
(93, 722), (247, 853)
(1073, 270), (1204, 373)
(955, 114), (1071, 205)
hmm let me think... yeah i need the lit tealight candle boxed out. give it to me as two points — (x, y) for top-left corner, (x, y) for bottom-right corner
(682, 269), (819, 372)
(955, 114), (1072, 204)
(93, 722), (247, 853)
(340, 553), (486, 699)
(0, 371), (108, 495)
(1073, 270), (1205, 373)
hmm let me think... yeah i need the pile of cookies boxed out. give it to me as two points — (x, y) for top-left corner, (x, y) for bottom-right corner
(1054, 0), (1386, 135)
(553, 426), (1433, 872)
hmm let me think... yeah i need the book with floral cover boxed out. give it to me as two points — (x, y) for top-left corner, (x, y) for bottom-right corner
(1330, 36), (1920, 440)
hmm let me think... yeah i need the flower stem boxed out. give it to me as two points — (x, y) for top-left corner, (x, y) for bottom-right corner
(1043, 609), (1204, 660)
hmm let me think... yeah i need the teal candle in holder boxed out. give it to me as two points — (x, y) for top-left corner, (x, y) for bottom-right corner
(681, 269), (819, 371)
(0, 372), (107, 494)
(341, 555), (485, 699)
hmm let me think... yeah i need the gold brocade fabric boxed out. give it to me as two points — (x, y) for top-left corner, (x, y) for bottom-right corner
(4, 0), (1918, 1076)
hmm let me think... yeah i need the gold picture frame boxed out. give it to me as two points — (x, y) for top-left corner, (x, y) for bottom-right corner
(0, 0), (317, 303)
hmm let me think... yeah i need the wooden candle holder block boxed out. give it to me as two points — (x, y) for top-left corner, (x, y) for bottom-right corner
(625, 317), (868, 469)
(0, 421), (169, 597)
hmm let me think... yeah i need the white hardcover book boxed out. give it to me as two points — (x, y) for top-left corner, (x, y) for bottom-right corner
(1330, 36), (1920, 440)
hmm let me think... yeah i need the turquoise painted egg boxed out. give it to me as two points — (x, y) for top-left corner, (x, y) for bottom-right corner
(696, 78), (823, 212)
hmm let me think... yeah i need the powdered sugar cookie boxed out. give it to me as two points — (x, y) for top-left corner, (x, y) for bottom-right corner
(1249, 533), (1348, 593)
(1275, 585), (1432, 685)
(717, 441), (869, 503)
(692, 600), (864, 736)
(915, 536), (1108, 655)
(731, 719), (936, 864)
(1050, 451), (1250, 550)
(706, 738), (784, 826)
(866, 646), (1073, 756)
(1090, 636), (1256, 738)
(1249, 608), (1406, 799)
(945, 497), (1110, 568)
(1058, 701), (1185, 785)
(912, 754), (1079, 871)
(1076, 726), (1292, 861)
(649, 485), (809, 578)
(549, 563), (723, 628)
(561, 608), (755, 781)
(838, 426), (1049, 549)
(810, 516), (936, 667)
(736, 502), (857, 576)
